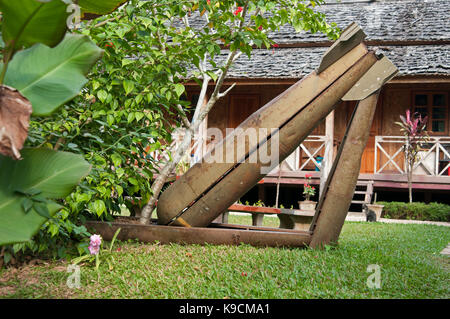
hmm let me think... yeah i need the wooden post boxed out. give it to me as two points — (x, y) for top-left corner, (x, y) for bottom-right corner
(258, 183), (266, 204)
(320, 111), (334, 197)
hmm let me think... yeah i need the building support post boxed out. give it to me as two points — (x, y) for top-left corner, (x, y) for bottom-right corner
(320, 111), (335, 197)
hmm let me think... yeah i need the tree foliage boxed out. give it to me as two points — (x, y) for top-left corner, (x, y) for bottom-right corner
(0, 0), (108, 250)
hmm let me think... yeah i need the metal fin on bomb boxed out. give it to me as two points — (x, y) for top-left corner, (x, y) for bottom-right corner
(316, 22), (367, 74)
(342, 55), (398, 101)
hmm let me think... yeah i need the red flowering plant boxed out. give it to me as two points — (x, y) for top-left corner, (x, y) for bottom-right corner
(395, 109), (429, 203)
(303, 173), (316, 201)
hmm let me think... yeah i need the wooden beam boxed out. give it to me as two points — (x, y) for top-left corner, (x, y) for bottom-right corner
(261, 172), (450, 190)
(373, 181), (450, 190)
(320, 111), (334, 196)
(228, 204), (281, 214)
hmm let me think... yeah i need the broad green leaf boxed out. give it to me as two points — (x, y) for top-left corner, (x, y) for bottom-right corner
(122, 58), (135, 67)
(128, 178), (138, 186)
(21, 198), (34, 213)
(135, 112), (144, 122)
(97, 90), (108, 103)
(107, 114), (115, 126)
(33, 202), (52, 219)
(123, 79), (135, 95)
(0, 148), (91, 245)
(174, 83), (185, 98)
(4, 34), (103, 116)
(90, 199), (106, 217)
(111, 153), (122, 167)
(0, 0), (68, 53)
(79, 0), (129, 18)
(1, 148), (91, 199)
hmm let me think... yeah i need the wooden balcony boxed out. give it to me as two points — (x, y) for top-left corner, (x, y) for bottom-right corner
(263, 135), (450, 191)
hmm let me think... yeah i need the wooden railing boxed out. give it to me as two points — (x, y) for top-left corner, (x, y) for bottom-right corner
(271, 135), (331, 173)
(149, 132), (331, 175)
(374, 136), (450, 176)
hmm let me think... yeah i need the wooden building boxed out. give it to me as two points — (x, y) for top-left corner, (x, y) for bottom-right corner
(182, 0), (450, 206)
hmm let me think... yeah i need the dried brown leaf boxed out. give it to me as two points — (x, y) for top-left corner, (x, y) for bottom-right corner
(0, 85), (32, 160)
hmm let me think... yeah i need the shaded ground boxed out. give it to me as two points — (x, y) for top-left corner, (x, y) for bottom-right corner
(1, 216), (449, 299)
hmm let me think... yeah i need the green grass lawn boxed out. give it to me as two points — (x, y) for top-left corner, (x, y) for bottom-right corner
(1, 215), (449, 299)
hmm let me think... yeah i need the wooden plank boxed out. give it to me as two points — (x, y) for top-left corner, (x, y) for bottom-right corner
(86, 221), (311, 248)
(373, 181), (450, 190)
(210, 222), (312, 234)
(265, 172), (450, 184)
(351, 200), (367, 204)
(228, 204), (281, 214)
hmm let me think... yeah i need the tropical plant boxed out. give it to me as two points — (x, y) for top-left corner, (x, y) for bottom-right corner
(71, 229), (121, 273)
(0, 0), (128, 247)
(28, 0), (193, 221)
(395, 109), (429, 203)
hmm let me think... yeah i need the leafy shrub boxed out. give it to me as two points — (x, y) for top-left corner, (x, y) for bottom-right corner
(378, 201), (450, 222)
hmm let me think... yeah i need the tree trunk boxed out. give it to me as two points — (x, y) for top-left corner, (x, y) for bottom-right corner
(138, 48), (240, 225)
(139, 130), (192, 224)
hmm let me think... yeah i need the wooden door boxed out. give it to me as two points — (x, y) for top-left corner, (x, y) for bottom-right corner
(344, 98), (381, 174)
(228, 94), (261, 128)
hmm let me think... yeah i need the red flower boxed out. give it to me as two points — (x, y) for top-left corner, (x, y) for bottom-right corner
(105, 41), (114, 48)
(116, 247), (121, 252)
(258, 25), (263, 31)
(312, 187), (315, 190)
(305, 173), (312, 178)
(234, 6), (243, 15)
(272, 43), (279, 48)
(241, 272), (247, 277)
(207, 0), (211, 4)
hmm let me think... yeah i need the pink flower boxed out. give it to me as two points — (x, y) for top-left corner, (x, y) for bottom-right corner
(89, 234), (102, 255)
(89, 245), (100, 255)
(207, 0), (211, 4)
(90, 234), (102, 247)
(234, 6), (243, 15)
(305, 173), (312, 178)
